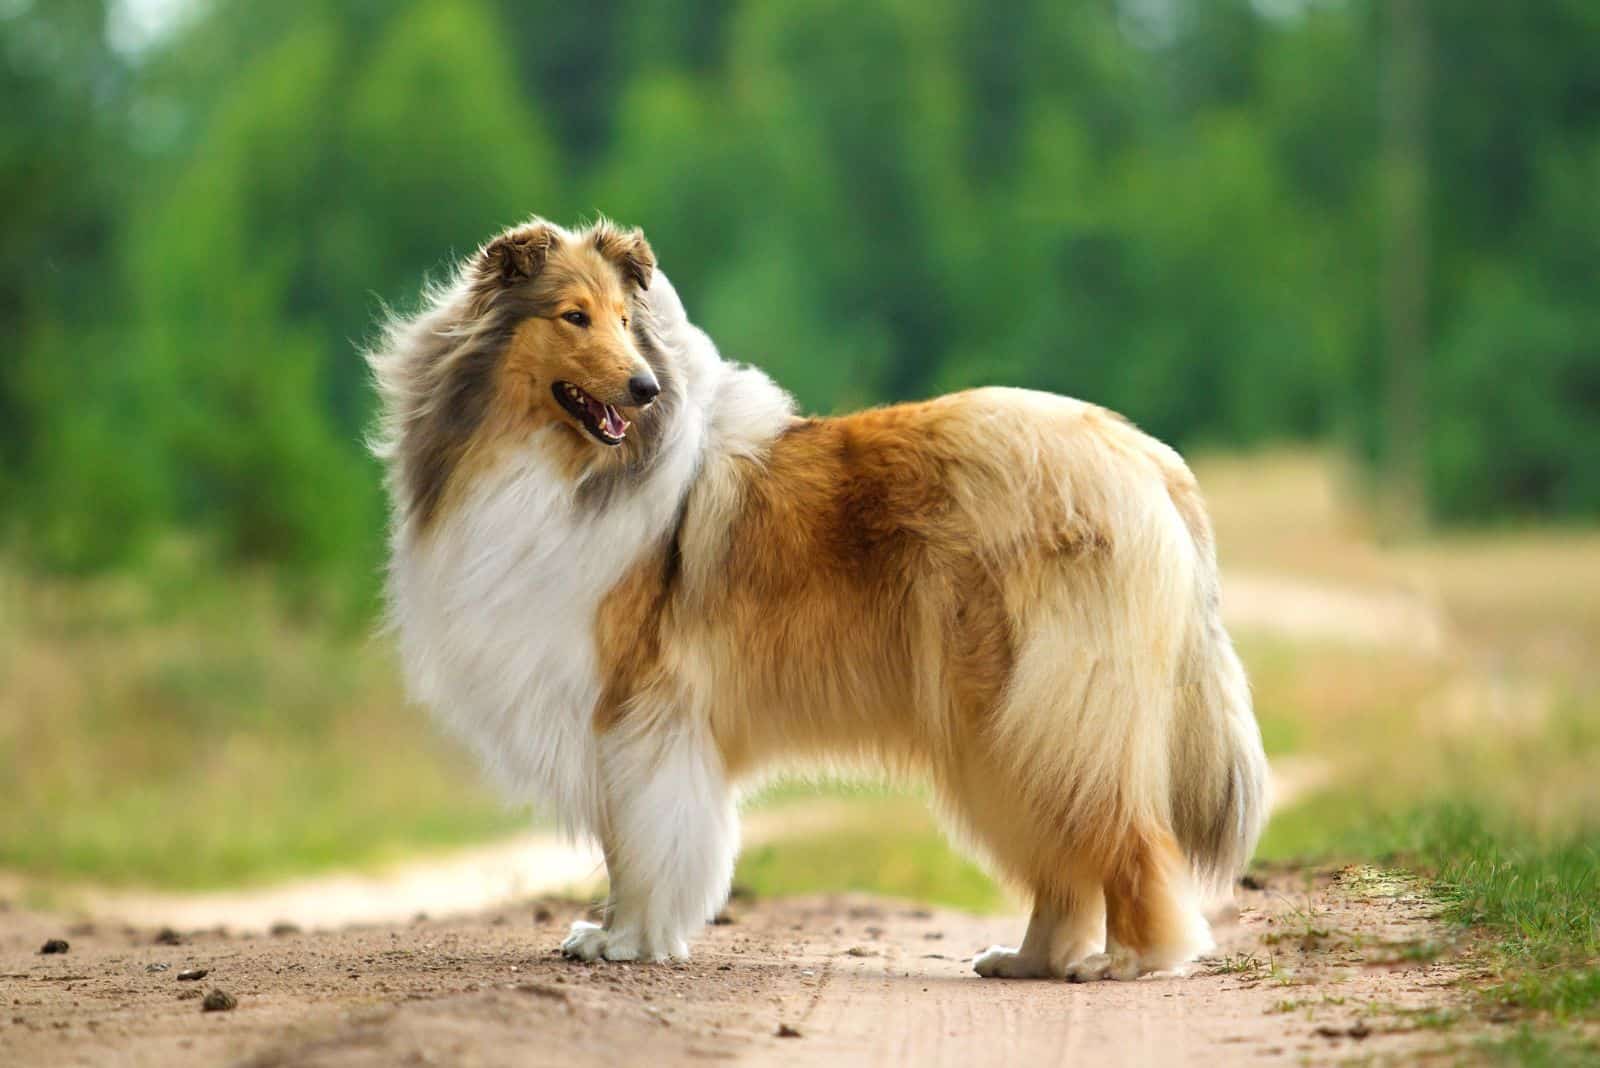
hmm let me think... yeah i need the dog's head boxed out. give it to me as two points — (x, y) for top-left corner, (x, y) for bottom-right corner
(372, 217), (680, 528)
(475, 218), (659, 449)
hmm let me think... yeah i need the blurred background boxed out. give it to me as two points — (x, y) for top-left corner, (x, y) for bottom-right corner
(1, 0), (1596, 1006)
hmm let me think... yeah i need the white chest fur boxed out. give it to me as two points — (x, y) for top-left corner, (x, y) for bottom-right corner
(388, 428), (697, 835)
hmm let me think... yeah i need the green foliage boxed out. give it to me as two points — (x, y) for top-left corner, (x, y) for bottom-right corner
(1477, 1026), (1600, 1068)
(3, 0), (1599, 585)
(1403, 808), (1597, 980)
(736, 797), (1006, 914)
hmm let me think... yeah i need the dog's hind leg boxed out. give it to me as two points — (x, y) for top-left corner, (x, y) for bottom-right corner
(562, 713), (738, 963)
(1066, 828), (1212, 981)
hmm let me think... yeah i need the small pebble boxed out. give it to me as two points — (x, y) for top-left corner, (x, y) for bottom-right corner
(201, 989), (237, 1012)
(39, 939), (69, 955)
(178, 968), (209, 982)
(146, 962), (171, 973)
(269, 922), (301, 937)
(154, 928), (183, 946)
(776, 1023), (802, 1038)
(533, 907), (553, 924)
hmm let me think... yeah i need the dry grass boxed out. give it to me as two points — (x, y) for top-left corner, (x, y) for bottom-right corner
(0, 544), (521, 889)
(1194, 449), (1398, 588)
(1194, 449), (1600, 673)
(1193, 450), (1600, 837)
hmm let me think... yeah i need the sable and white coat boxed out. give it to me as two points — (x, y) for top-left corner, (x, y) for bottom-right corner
(372, 219), (1269, 978)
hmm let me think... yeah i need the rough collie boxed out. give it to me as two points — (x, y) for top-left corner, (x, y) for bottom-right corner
(369, 217), (1268, 980)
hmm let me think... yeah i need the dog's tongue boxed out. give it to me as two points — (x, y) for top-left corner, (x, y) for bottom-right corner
(585, 396), (629, 439)
(602, 404), (628, 438)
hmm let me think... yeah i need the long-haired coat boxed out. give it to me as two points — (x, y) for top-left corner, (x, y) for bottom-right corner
(370, 218), (1268, 980)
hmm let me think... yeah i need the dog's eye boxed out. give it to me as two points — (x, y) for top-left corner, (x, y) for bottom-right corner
(562, 310), (590, 328)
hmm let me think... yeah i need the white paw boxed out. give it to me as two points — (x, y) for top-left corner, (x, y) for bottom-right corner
(605, 926), (646, 962)
(973, 945), (1055, 979)
(560, 921), (689, 963)
(560, 920), (612, 962)
(1065, 949), (1142, 982)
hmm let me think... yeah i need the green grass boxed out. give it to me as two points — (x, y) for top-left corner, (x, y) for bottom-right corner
(735, 795), (1005, 913)
(1388, 808), (1597, 1017)
(1476, 1026), (1600, 1066)
(1261, 795), (1600, 1054)
(736, 775), (1008, 912)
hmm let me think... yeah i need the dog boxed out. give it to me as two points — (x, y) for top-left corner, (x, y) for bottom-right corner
(369, 217), (1269, 980)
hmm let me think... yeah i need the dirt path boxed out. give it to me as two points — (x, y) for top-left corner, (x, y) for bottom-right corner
(2, 865), (1467, 1067)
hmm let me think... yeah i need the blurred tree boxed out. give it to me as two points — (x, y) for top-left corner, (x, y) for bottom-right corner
(7, 0), (1600, 589)
(1360, 0), (1600, 518)
(0, 0), (154, 566)
(1378, 0), (1429, 536)
(119, 0), (560, 588)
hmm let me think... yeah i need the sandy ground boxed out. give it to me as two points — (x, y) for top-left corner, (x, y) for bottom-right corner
(1, 864), (1469, 1068)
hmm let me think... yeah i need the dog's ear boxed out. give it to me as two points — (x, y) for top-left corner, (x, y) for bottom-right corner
(479, 221), (556, 286)
(590, 220), (654, 291)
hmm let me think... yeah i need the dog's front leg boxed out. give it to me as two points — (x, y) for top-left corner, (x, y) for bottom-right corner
(562, 718), (738, 963)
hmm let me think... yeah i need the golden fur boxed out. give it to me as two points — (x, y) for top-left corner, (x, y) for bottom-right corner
(371, 218), (1269, 979)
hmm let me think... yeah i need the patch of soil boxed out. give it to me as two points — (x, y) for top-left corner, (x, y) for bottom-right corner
(0, 870), (1473, 1067)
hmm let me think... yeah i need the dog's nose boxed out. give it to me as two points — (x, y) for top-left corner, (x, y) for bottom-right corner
(628, 374), (661, 406)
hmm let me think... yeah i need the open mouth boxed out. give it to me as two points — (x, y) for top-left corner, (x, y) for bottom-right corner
(553, 381), (630, 446)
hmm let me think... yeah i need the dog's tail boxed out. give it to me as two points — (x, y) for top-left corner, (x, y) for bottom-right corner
(1166, 482), (1270, 895)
